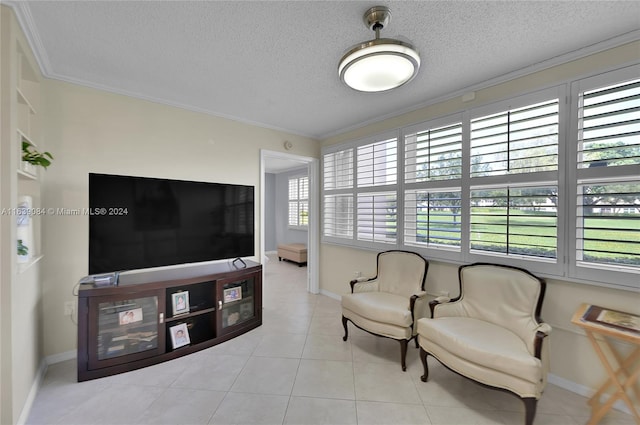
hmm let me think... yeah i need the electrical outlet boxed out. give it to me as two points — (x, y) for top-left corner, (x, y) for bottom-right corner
(354, 271), (361, 278)
(64, 301), (74, 316)
(437, 290), (450, 298)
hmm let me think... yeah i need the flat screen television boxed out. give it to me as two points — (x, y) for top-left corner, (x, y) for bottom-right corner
(89, 173), (254, 275)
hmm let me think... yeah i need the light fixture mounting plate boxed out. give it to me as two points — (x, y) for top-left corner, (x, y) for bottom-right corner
(363, 6), (390, 30)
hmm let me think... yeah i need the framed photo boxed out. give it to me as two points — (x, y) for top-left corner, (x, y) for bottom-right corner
(118, 307), (143, 325)
(223, 287), (242, 303)
(169, 323), (190, 349)
(171, 291), (190, 316)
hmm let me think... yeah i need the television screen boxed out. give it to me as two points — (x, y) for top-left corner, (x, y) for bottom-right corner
(89, 173), (254, 275)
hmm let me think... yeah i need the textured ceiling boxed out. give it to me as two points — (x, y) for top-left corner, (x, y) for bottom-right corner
(8, 1), (640, 140)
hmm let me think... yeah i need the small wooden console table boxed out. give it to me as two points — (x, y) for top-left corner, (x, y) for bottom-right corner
(571, 303), (640, 425)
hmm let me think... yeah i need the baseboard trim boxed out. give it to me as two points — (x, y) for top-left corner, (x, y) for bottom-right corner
(16, 359), (47, 425)
(320, 288), (340, 301)
(547, 373), (632, 415)
(45, 350), (76, 365)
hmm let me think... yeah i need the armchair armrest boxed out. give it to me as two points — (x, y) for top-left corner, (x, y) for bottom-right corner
(428, 296), (451, 318)
(410, 291), (428, 322)
(349, 277), (378, 293)
(533, 322), (552, 359)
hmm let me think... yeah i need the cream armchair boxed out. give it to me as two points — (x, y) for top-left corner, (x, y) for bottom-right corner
(417, 262), (551, 425)
(341, 250), (429, 371)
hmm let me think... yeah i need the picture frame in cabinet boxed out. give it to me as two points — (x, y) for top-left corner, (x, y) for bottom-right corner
(223, 287), (242, 303)
(118, 307), (143, 325)
(171, 291), (190, 316)
(169, 323), (190, 349)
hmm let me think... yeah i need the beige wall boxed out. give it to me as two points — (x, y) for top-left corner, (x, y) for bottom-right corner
(41, 79), (319, 357)
(320, 42), (640, 394)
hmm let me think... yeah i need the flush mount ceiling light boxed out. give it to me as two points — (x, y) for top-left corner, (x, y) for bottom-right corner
(338, 6), (420, 93)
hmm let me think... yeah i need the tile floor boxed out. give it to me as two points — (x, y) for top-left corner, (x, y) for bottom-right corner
(26, 254), (634, 425)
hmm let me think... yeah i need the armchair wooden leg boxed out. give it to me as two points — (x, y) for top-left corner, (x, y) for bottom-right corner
(420, 347), (429, 382)
(523, 398), (537, 425)
(342, 316), (349, 341)
(399, 339), (408, 371)
(414, 337), (419, 348)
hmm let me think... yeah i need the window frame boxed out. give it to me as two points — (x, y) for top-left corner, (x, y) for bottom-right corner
(567, 64), (640, 290)
(464, 86), (566, 277)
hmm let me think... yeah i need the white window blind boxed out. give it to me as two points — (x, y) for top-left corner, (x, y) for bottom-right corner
(357, 138), (397, 187)
(405, 122), (462, 183)
(288, 176), (309, 227)
(470, 99), (559, 177)
(405, 189), (461, 249)
(323, 194), (353, 239)
(573, 70), (640, 281)
(357, 192), (397, 244)
(576, 180), (640, 270)
(323, 147), (354, 239)
(323, 149), (353, 190)
(578, 79), (640, 168)
(470, 185), (557, 259)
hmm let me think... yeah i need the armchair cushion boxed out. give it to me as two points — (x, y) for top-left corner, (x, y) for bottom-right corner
(418, 317), (541, 385)
(342, 292), (413, 328)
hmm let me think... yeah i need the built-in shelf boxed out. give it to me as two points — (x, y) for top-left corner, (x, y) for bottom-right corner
(17, 255), (44, 274)
(16, 87), (37, 115)
(17, 169), (38, 180)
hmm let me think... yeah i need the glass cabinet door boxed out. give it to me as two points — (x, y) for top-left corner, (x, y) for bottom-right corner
(88, 291), (163, 369)
(219, 275), (256, 331)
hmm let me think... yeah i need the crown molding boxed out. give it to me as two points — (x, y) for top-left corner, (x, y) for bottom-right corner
(4, 0), (53, 75)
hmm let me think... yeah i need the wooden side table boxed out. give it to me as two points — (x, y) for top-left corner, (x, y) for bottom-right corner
(571, 303), (640, 425)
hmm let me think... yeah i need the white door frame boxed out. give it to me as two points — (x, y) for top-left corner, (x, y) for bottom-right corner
(260, 149), (319, 294)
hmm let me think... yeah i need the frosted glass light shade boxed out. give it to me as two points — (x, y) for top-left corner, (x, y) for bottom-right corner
(339, 39), (420, 92)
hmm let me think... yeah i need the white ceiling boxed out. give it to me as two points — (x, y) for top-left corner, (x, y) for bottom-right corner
(7, 1), (640, 141)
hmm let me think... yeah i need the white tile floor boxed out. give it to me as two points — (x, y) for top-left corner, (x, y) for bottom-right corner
(26, 254), (634, 425)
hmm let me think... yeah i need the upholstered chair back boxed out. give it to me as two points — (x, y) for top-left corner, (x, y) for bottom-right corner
(456, 263), (545, 354)
(375, 251), (427, 298)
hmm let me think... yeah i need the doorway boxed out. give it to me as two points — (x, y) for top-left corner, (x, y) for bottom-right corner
(260, 150), (319, 294)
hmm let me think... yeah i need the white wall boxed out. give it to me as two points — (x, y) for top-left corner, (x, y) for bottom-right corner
(264, 172), (277, 251)
(41, 79), (319, 357)
(320, 41), (640, 394)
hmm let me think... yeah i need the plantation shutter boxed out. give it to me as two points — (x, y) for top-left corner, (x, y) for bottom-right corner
(323, 148), (354, 240)
(357, 137), (397, 187)
(470, 99), (559, 177)
(288, 176), (309, 227)
(576, 181), (640, 268)
(577, 79), (640, 168)
(324, 194), (353, 238)
(405, 122), (463, 183)
(575, 76), (640, 271)
(470, 185), (558, 259)
(288, 178), (299, 226)
(355, 138), (398, 243)
(404, 189), (461, 249)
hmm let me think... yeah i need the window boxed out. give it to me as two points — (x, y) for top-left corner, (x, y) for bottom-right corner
(470, 185), (557, 259)
(322, 148), (354, 241)
(322, 135), (398, 247)
(470, 99), (559, 177)
(572, 67), (640, 286)
(321, 65), (639, 289)
(288, 176), (308, 227)
(404, 119), (463, 255)
(404, 188), (461, 249)
(469, 93), (560, 264)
